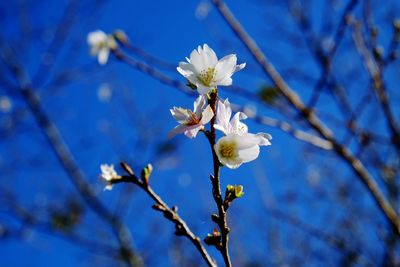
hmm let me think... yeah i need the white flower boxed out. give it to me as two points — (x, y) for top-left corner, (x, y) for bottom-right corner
(213, 98), (272, 168)
(214, 98), (248, 135)
(214, 134), (262, 169)
(87, 30), (117, 65)
(100, 164), (120, 190)
(169, 95), (214, 138)
(177, 44), (246, 95)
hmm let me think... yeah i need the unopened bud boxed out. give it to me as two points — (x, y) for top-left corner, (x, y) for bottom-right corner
(224, 184), (244, 209)
(113, 30), (129, 45)
(141, 163), (153, 185)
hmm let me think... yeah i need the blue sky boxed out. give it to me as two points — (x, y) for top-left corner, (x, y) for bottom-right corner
(1, 0), (399, 266)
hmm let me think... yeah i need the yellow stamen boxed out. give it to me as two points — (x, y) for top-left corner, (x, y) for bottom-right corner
(198, 68), (215, 86)
(219, 142), (237, 158)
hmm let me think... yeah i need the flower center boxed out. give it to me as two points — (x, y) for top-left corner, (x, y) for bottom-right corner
(219, 142), (237, 158)
(198, 68), (215, 87)
(186, 112), (200, 125)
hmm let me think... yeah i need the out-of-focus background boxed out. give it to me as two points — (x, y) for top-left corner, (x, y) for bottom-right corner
(1, 0), (400, 266)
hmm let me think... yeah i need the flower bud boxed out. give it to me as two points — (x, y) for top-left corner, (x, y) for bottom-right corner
(224, 184), (244, 209)
(141, 163), (153, 185)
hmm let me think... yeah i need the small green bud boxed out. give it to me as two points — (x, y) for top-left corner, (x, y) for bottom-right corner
(224, 184), (244, 209)
(141, 163), (153, 185)
(113, 30), (129, 45)
(204, 228), (221, 246)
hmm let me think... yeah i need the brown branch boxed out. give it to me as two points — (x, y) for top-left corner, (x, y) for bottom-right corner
(116, 163), (217, 267)
(211, 0), (400, 236)
(204, 91), (232, 267)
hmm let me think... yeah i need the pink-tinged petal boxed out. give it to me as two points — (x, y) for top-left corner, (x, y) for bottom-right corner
(196, 83), (212, 95)
(169, 124), (203, 139)
(214, 54), (237, 83)
(193, 95), (207, 117)
(184, 125), (202, 138)
(200, 105), (214, 124)
(98, 48), (109, 65)
(168, 124), (189, 138)
(170, 107), (191, 123)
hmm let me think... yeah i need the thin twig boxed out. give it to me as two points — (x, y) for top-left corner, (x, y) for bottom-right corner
(116, 163), (217, 267)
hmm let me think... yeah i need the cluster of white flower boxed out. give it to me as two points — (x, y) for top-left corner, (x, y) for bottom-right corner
(87, 30), (117, 65)
(171, 44), (272, 169)
(100, 164), (120, 190)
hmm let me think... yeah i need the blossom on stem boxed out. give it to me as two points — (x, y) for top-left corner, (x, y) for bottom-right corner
(87, 30), (117, 65)
(177, 44), (246, 94)
(100, 164), (120, 190)
(213, 98), (272, 169)
(169, 95), (214, 138)
(214, 134), (262, 169)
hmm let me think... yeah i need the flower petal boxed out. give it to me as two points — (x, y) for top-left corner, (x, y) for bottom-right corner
(203, 44), (218, 67)
(193, 95), (207, 117)
(87, 30), (107, 45)
(168, 124), (189, 138)
(170, 107), (191, 123)
(214, 99), (232, 134)
(214, 54), (237, 84)
(214, 76), (232, 86)
(229, 112), (248, 135)
(177, 62), (196, 78)
(189, 46), (206, 73)
(196, 83), (212, 95)
(200, 105), (214, 124)
(254, 133), (272, 146)
(98, 48), (110, 65)
(234, 62), (246, 73)
(184, 125), (202, 138)
(238, 144), (260, 163)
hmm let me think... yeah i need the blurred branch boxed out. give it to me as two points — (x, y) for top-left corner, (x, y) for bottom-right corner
(211, 0), (400, 236)
(0, 43), (143, 267)
(112, 48), (333, 150)
(31, 0), (78, 88)
(351, 19), (400, 154)
(1, 194), (121, 257)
